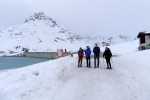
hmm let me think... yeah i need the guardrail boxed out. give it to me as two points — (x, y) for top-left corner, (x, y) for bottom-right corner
(24, 52), (71, 59)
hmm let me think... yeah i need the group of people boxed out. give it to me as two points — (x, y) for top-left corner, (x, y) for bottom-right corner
(78, 44), (112, 69)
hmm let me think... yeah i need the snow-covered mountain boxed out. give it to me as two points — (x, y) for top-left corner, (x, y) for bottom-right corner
(0, 12), (82, 55)
(0, 12), (135, 56)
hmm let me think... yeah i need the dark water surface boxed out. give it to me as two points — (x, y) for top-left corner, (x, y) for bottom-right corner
(0, 57), (50, 70)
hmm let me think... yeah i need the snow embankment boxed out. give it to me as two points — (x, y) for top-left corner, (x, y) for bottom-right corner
(114, 49), (150, 100)
(0, 57), (77, 100)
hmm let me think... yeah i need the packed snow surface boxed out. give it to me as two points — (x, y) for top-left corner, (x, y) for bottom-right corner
(0, 40), (150, 100)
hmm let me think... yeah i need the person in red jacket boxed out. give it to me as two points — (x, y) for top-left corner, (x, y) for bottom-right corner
(78, 47), (84, 67)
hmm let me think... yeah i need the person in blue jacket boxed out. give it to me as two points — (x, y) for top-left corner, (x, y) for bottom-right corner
(84, 46), (91, 67)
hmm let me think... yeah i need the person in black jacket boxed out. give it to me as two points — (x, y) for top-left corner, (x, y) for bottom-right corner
(103, 47), (112, 69)
(93, 44), (100, 68)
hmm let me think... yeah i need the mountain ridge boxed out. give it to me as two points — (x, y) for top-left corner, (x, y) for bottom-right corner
(0, 12), (134, 56)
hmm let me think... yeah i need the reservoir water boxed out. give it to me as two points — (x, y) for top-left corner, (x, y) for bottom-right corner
(0, 57), (50, 70)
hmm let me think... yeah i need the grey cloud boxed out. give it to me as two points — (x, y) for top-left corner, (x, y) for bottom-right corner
(0, 0), (150, 37)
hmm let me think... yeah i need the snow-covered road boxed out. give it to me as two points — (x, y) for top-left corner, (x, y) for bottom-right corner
(53, 56), (140, 100)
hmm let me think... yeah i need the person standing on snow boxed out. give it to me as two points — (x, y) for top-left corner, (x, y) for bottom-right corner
(93, 44), (100, 68)
(84, 46), (91, 68)
(78, 47), (84, 67)
(103, 47), (112, 69)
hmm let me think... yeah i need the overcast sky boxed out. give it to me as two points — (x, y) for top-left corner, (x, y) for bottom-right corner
(0, 0), (150, 37)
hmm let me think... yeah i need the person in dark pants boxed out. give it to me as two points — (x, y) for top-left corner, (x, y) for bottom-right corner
(93, 44), (100, 68)
(103, 47), (112, 69)
(84, 46), (91, 68)
(78, 47), (84, 67)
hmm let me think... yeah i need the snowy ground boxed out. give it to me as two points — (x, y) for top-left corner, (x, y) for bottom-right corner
(0, 40), (150, 100)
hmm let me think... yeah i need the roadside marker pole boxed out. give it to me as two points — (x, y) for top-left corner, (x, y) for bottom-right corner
(103, 58), (105, 69)
(111, 58), (115, 70)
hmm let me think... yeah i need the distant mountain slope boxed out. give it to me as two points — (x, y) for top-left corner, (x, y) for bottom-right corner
(82, 35), (135, 46)
(101, 40), (139, 55)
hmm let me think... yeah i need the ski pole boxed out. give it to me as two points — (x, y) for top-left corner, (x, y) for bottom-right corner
(103, 57), (105, 69)
(111, 58), (115, 69)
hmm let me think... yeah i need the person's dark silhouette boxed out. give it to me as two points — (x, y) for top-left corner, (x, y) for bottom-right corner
(103, 47), (112, 69)
(93, 44), (100, 68)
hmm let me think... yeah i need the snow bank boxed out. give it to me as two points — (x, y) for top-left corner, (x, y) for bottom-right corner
(0, 56), (76, 100)
(113, 49), (150, 100)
